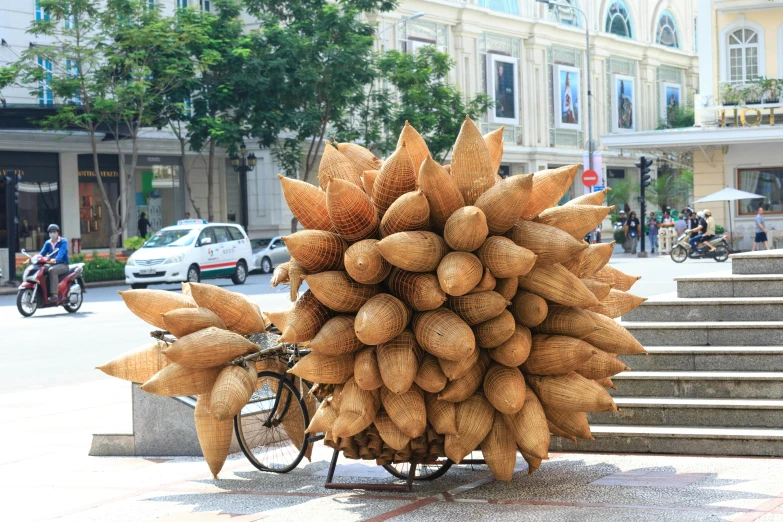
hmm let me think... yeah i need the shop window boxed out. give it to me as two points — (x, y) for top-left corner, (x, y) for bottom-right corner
(655, 10), (680, 49)
(605, 1), (633, 39)
(478, 0), (518, 16)
(37, 57), (53, 106)
(135, 163), (184, 232)
(728, 28), (760, 83)
(738, 168), (783, 215)
(547, 0), (580, 28)
(78, 155), (120, 249)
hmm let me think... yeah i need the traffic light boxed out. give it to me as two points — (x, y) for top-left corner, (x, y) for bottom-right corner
(636, 156), (653, 189)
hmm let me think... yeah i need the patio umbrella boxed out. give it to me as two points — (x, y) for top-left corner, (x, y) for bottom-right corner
(694, 187), (765, 250)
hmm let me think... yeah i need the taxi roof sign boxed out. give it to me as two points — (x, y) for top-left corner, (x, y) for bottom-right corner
(177, 218), (208, 225)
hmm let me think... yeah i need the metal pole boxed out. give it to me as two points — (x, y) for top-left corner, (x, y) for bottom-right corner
(585, 15), (593, 174)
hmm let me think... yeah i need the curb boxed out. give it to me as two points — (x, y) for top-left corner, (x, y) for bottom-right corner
(0, 279), (126, 296)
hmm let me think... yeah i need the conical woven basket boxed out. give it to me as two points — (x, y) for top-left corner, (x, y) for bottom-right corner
(181, 282), (192, 296)
(396, 121), (431, 174)
(354, 346), (384, 391)
(304, 271), (381, 313)
(255, 357), (288, 392)
(574, 348), (630, 379)
(544, 406), (593, 440)
(581, 279), (613, 301)
(415, 355), (448, 393)
(488, 326), (532, 368)
(526, 372), (617, 412)
(438, 345), (479, 380)
(306, 396), (339, 434)
(344, 239), (392, 285)
(494, 276), (518, 300)
(332, 377), (380, 438)
(588, 289), (647, 318)
(161, 308), (226, 339)
(483, 126), (505, 175)
(279, 290), (333, 343)
(163, 327), (259, 369)
(336, 142), (382, 172)
(523, 453), (542, 475)
(561, 250), (585, 277)
(288, 352), (355, 384)
(446, 391), (495, 463)
(451, 116), (496, 205)
(507, 220), (589, 265)
(355, 293), (411, 345)
(518, 264), (600, 309)
(362, 169), (378, 196)
(288, 258), (308, 302)
(377, 231), (447, 273)
(581, 310), (646, 355)
(443, 206), (489, 252)
(194, 394), (234, 479)
(271, 262), (290, 287)
(565, 186), (610, 207)
(413, 307), (476, 362)
(425, 392), (457, 434)
(448, 291), (510, 326)
(318, 141), (363, 190)
(536, 204), (613, 240)
(467, 267), (496, 294)
(262, 307), (291, 331)
(377, 330), (420, 394)
(282, 230), (347, 273)
(590, 264), (641, 292)
(522, 334), (597, 376)
(474, 173), (533, 234)
(418, 156), (465, 231)
(510, 291), (549, 327)
(521, 165), (580, 219)
(474, 309), (516, 349)
(97, 341), (170, 383)
(482, 414), (517, 482)
(484, 363), (526, 414)
(476, 236), (537, 278)
(326, 178), (379, 242)
(437, 252), (483, 296)
(379, 190), (430, 238)
(439, 351), (490, 402)
(210, 365), (257, 421)
(595, 377), (617, 389)
(280, 381), (310, 454)
(140, 363), (220, 397)
(386, 268), (447, 311)
(308, 315), (364, 356)
(502, 387), (550, 460)
(533, 306), (598, 339)
(373, 144), (417, 216)
(278, 174), (335, 232)
(548, 419), (577, 443)
(381, 385), (427, 438)
(580, 242), (616, 277)
(119, 289), (196, 330)
(374, 411), (412, 451)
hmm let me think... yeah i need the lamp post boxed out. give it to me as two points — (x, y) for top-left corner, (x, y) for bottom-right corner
(379, 12), (425, 54)
(230, 144), (256, 231)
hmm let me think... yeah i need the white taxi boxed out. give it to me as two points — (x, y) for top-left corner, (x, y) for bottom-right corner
(124, 220), (253, 289)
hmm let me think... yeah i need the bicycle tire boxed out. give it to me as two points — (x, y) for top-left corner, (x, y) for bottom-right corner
(235, 371), (310, 474)
(382, 458), (453, 481)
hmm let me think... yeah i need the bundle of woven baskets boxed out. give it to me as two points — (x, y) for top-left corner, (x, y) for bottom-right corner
(264, 118), (647, 482)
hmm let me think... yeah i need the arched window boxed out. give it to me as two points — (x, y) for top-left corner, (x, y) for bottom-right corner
(548, 0), (580, 28)
(728, 28), (760, 83)
(605, 1), (633, 39)
(478, 0), (519, 16)
(656, 10), (680, 48)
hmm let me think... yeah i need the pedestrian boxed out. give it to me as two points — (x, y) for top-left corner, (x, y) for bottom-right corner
(662, 211), (674, 225)
(185, 212), (191, 220)
(752, 207), (771, 251)
(625, 211), (640, 254)
(647, 211), (659, 253)
(137, 212), (152, 238)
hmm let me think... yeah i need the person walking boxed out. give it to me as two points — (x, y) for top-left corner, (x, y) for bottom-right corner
(625, 211), (640, 255)
(753, 207), (771, 251)
(647, 211), (659, 253)
(137, 212), (152, 238)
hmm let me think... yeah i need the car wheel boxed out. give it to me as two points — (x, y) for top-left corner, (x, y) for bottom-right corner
(131, 283), (148, 289)
(232, 260), (248, 285)
(260, 257), (272, 274)
(187, 265), (201, 283)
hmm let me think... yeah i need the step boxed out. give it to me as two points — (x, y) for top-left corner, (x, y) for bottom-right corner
(622, 295), (783, 322)
(588, 398), (783, 428)
(621, 321), (783, 346)
(731, 250), (783, 275)
(609, 371), (783, 399)
(675, 273), (783, 298)
(549, 425), (783, 457)
(621, 347), (783, 371)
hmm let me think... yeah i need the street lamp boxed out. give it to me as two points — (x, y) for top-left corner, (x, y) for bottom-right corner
(379, 12), (425, 53)
(231, 145), (256, 230)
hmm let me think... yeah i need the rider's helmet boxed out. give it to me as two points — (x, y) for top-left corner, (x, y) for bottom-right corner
(47, 224), (60, 233)
(697, 211), (705, 218)
(704, 209), (711, 216)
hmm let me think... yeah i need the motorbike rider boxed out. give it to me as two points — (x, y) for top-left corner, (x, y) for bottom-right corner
(698, 209), (717, 253)
(686, 211), (705, 252)
(39, 224), (70, 303)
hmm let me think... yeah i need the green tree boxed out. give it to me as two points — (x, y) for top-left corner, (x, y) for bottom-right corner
(607, 179), (639, 214)
(646, 169), (694, 211)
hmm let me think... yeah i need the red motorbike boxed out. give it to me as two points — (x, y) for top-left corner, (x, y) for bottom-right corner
(16, 249), (86, 317)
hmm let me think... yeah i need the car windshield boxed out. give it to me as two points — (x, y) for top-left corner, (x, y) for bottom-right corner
(143, 228), (197, 248)
(251, 239), (271, 252)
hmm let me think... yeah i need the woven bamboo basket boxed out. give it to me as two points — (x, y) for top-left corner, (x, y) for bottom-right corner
(474, 309), (516, 349)
(372, 143), (417, 216)
(306, 396), (339, 434)
(271, 262), (290, 287)
(438, 345), (479, 380)
(565, 186), (610, 207)
(413, 307), (476, 362)
(377, 231), (447, 273)
(474, 173), (533, 235)
(379, 189), (430, 238)
(118, 289), (196, 330)
(140, 363), (220, 397)
(287, 258), (308, 302)
(234, 296), (266, 336)
(439, 351), (490, 402)
(386, 268), (447, 311)
(548, 419), (577, 442)
(510, 291), (548, 328)
(445, 391), (495, 463)
(308, 315), (364, 356)
(318, 141), (363, 190)
(288, 351), (355, 384)
(278, 174), (335, 232)
(522, 334), (597, 376)
(451, 116), (496, 205)
(355, 293), (411, 345)
(397, 121), (431, 174)
(533, 306), (598, 339)
(377, 330), (420, 394)
(262, 307), (291, 332)
(162, 327), (259, 369)
(507, 220), (589, 265)
(443, 206), (489, 252)
(544, 407), (593, 440)
(280, 381), (310, 454)
(590, 264), (641, 292)
(483, 126), (505, 175)
(344, 239), (391, 285)
(561, 250), (585, 278)
(467, 267), (496, 294)
(418, 156), (465, 231)
(182, 282), (192, 296)
(484, 363), (526, 414)
(526, 372), (617, 412)
(161, 308), (226, 339)
(381, 385), (427, 438)
(581, 310), (646, 355)
(448, 291), (510, 326)
(580, 242), (616, 278)
(374, 411), (411, 451)
(332, 377), (381, 438)
(521, 165), (580, 220)
(354, 346), (384, 391)
(581, 279), (613, 301)
(502, 387), (550, 460)
(326, 178), (379, 242)
(255, 358), (288, 393)
(574, 348), (630, 380)
(494, 276), (518, 300)
(518, 264), (600, 309)
(482, 414), (517, 482)
(588, 289), (647, 318)
(488, 326), (532, 368)
(476, 236), (537, 278)
(415, 355), (448, 393)
(97, 341), (170, 383)
(279, 290), (333, 343)
(304, 271), (381, 313)
(210, 365), (257, 421)
(194, 394), (234, 479)
(536, 204), (613, 240)
(282, 230), (347, 273)
(595, 377), (617, 389)
(362, 170), (379, 197)
(338, 436), (359, 459)
(437, 252), (483, 296)
(336, 142), (382, 172)
(425, 392), (457, 434)
(523, 453), (542, 475)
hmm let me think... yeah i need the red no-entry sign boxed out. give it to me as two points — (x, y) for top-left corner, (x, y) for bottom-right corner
(582, 169), (599, 187)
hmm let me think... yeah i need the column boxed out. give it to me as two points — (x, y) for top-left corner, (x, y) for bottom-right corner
(58, 153), (80, 244)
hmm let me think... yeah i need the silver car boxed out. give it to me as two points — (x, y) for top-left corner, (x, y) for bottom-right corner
(251, 237), (290, 274)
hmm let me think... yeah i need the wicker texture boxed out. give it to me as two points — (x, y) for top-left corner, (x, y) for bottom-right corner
(522, 334), (597, 376)
(476, 236), (537, 278)
(283, 230), (347, 273)
(544, 407), (593, 440)
(548, 420), (576, 442)
(526, 372), (617, 412)
(161, 308), (226, 339)
(451, 116), (496, 205)
(564, 186), (610, 207)
(474, 309), (516, 348)
(140, 363), (220, 397)
(483, 126), (505, 175)
(119, 289), (196, 330)
(332, 376), (381, 438)
(289, 352), (355, 384)
(271, 262), (290, 287)
(518, 264), (600, 309)
(536, 204), (613, 240)
(595, 377), (617, 389)
(262, 308), (290, 331)
(415, 355), (448, 393)
(507, 220), (589, 265)
(475, 173), (533, 234)
(162, 327), (259, 369)
(448, 291), (510, 326)
(437, 252), (483, 296)
(355, 293), (411, 345)
(181, 282), (192, 296)
(288, 258), (308, 302)
(581, 279), (613, 301)
(381, 385), (427, 438)
(481, 414), (517, 482)
(521, 165), (580, 219)
(418, 156), (465, 230)
(467, 267), (496, 294)
(385, 268), (447, 311)
(373, 144), (417, 216)
(194, 394), (234, 479)
(494, 277), (518, 301)
(308, 315), (364, 356)
(306, 396), (339, 434)
(438, 345), (479, 380)
(443, 206), (488, 252)
(374, 411), (411, 450)
(445, 391), (495, 463)
(326, 178), (379, 241)
(502, 387), (550, 460)
(561, 250), (585, 277)
(425, 392), (457, 434)
(336, 142), (382, 173)
(413, 307), (476, 362)
(377, 330), (420, 394)
(484, 363), (526, 414)
(279, 290), (333, 343)
(377, 231), (447, 273)
(574, 348), (630, 379)
(510, 291), (548, 327)
(97, 341), (170, 383)
(318, 141), (363, 190)
(581, 310), (646, 355)
(580, 242), (616, 278)
(590, 264), (641, 291)
(363, 170), (379, 198)
(278, 174), (335, 232)
(533, 306), (598, 339)
(488, 326), (532, 367)
(379, 190), (430, 238)
(210, 365), (257, 421)
(397, 121), (431, 174)
(523, 453), (542, 475)
(344, 239), (392, 284)
(439, 351), (490, 402)
(588, 289), (647, 318)
(354, 346), (384, 391)
(304, 271), (381, 313)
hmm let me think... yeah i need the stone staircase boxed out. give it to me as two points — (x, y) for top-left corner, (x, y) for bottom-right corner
(550, 250), (783, 456)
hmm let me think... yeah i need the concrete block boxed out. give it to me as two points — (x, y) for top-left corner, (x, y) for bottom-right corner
(609, 372), (783, 399)
(621, 348), (783, 372)
(731, 250), (783, 275)
(623, 299), (783, 322)
(588, 400), (783, 428)
(89, 434), (136, 457)
(623, 322), (783, 346)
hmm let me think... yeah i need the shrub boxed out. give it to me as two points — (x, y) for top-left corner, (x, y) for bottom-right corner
(123, 235), (148, 251)
(613, 229), (626, 244)
(716, 224), (725, 234)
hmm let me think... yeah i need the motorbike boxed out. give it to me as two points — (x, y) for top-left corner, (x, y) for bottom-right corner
(670, 234), (730, 263)
(16, 249), (86, 317)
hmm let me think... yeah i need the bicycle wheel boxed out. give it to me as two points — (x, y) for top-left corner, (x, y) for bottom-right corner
(383, 458), (453, 481)
(235, 371), (310, 473)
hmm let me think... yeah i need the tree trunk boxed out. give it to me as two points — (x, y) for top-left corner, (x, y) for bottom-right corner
(207, 138), (215, 222)
(89, 129), (119, 262)
(303, 130), (326, 186)
(180, 137), (202, 219)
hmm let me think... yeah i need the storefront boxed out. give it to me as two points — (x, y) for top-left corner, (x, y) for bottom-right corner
(132, 155), (185, 236)
(78, 154), (121, 249)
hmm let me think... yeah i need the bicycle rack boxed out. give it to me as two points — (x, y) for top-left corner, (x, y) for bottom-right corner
(323, 447), (418, 492)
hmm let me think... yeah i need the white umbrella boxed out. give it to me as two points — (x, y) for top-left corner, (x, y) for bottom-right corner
(694, 187), (764, 250)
